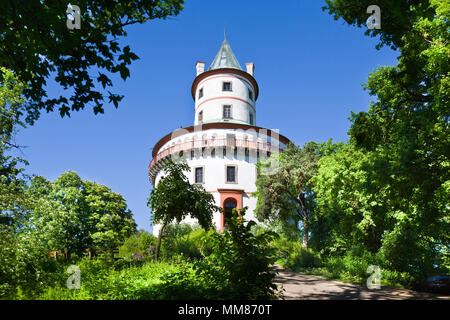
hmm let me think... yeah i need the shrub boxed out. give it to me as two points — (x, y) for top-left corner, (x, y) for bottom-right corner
(0, 225), (72, 299)
(35, 259), (188, 300)
(270, 236), (321, 270)
(378, 228), (447, 289)
(118, 230), (157, 258)
(195, 208), (279, 299)
(322, 245), (376, 281)
(321, 245), (416, 288)
(19, 214), (282, 300)
(158, 223), (214, 261)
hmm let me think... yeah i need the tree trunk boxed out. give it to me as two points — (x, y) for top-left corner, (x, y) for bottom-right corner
(302, 221), (308, 249)
(299, 189), (308, 249)
(155, 222), (167, 260)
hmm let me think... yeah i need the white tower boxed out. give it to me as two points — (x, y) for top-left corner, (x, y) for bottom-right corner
(149, 37), (291, 235)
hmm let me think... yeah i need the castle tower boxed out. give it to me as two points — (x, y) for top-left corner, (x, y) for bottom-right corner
(194, 38), (256, 126)
(149, 37), (291, 235)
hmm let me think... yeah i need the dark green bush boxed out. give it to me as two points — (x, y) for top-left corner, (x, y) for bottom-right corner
(321, 245), (415, 288)
(157, 223), (214, 261)
(270, 236), (321, 270)
(0, 225), (76, 299)
(118, 230), (157, 258)
(195, 208), (279, 299)
(13, 214), (282, 300)
(378, 228), (447, 289)
(35, 259), (187, 300)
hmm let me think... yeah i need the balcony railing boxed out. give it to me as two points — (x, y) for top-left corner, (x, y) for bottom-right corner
(148, 138), (283, 182)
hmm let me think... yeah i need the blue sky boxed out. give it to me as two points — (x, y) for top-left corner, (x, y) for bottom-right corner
(15, 0), (398, 232)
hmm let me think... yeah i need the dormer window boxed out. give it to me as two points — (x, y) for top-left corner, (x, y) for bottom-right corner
(222, 82), (232, 91)
(198, 88), (203, 99)
(198, 111), (203, 123)
(249, 112), (254, 125)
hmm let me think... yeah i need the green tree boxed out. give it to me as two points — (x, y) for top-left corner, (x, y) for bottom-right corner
(28, 171), (137, 257)
(253, 142), (321, 248)
(0, 67), (28, 184)
(147, 159), (219, 259)
(316, 0), (450, 283)
(310, 144), (391, 255)
(0, 0), (184, 122)
(0, 68), (59, 298)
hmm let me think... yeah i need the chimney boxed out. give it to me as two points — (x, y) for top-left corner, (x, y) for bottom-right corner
(196, 61), (206, 76)
(246, 63), (255, 76)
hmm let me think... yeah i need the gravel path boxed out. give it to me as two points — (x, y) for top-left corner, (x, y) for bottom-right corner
(273, 266), (450, 300)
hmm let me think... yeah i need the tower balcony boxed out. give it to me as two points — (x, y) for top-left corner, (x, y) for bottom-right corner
(148, 137), (284, 185)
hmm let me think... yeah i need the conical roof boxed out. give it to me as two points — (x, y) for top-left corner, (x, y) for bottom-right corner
(208, 38), (242, 71)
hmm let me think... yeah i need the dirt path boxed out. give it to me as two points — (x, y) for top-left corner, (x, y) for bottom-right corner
(273, 266), (450, 300)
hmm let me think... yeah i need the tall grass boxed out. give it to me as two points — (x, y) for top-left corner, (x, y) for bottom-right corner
(35, 259), (195, 300)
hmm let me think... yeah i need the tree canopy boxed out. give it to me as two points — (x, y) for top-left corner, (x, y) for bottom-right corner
(148, 159), (219, 258)
(253, 142), (322, 248)
(0, 0), (184, 123)
(252, 0), (449, 284)
(0, 67), (28, 183)
(307, 0), (450, 281)
(28, 171), (137, 256)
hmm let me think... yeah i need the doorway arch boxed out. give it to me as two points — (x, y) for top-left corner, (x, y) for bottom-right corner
(223, 198), (237, 224)
(218, 189), (243, 232)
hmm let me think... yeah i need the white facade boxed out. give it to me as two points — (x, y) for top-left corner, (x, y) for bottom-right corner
(149, 38), (290, 236)
(194, 73), (256, 126)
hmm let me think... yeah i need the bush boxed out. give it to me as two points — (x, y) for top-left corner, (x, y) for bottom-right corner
(378, 228), (447, 289)
(321, 245), (416, 288)
(35, 259), (189, 300)
(270, 236), (321, 270)
(158, 223), (214, 261)
(118, 230), (157, 259)
(0, 225), (73, 299)
(195, 208), (279, 299)
(16, 215), (282, 300)
(169, 229), (213, 261)
(286, 247), (321, 270)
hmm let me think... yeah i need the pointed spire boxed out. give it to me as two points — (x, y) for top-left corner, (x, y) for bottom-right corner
(208, 33), (242, 71)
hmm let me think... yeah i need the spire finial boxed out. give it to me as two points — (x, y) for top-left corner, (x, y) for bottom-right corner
(208, 30), (242, 71)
